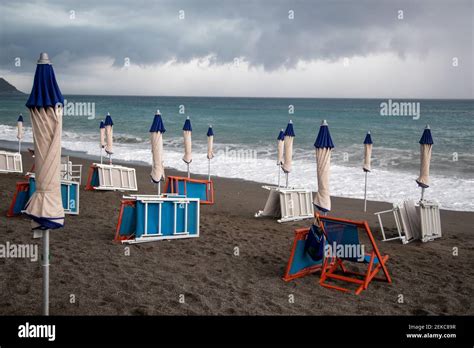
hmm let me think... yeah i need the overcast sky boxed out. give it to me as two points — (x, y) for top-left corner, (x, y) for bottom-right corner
(0, 0), (472, 98)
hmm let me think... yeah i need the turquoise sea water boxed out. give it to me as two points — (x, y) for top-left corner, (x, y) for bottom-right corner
(0, 95), (473, 210)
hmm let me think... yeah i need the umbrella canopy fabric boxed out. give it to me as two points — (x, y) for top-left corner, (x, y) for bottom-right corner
(24, 53), (64, 229)
(416, 125), (433, 188)
(313, 120), (335, 212)
(182, 117), (192, 164)
(99, 121), (106, 148)
(277, 129), (284, 165)
(363, 131), (373, 172)
(150, 111), (166, 183)
(207, 126), (214, 160)
(17, 114), (24, 140)
(281, 120), (294, 173)
(104, 113), (113, 155)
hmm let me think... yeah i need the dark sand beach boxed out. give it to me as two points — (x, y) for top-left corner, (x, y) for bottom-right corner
(0, 150), (473, 315)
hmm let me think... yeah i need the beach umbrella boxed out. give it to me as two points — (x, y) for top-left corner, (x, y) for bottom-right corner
(362, 131), (373, 212)
(182, 116), (192, 178)
(277, 129), (284, 187)
(104, 112), (113, 163)
(281, 120), (295, 187)
(17, 114), (24, 153)
(416, 125), (433, 201)
(207, 125), (214, 181)
(99, 121), (105, 164)
(313, 120), (335, 213)
(24, 52), (65, 315)
(150, 110), (166, 194)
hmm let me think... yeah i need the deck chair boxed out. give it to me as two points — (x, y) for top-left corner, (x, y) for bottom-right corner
(319, 215), (391, 295)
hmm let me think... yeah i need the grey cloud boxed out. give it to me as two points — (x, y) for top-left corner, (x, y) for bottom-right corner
(0, 0), (472, 72)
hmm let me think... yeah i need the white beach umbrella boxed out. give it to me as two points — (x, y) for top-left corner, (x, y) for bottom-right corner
(313, 120), (335, 213)
(99, 120), (105, 164)
(150, 110), (166, 193)
(17, 114), (24, 153)
(276, 129), (284, 187)
(182, 116), (192, 178)
(416, 125), (434, 201)
(281, 120), (295, 187)
(207, 125), (214, 181)
(362, 131), (373, 212)
(24, 52), (65, 315)
(104, 112), (113, 163)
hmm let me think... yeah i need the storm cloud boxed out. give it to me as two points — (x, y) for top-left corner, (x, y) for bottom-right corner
(0, 0), (472, 98)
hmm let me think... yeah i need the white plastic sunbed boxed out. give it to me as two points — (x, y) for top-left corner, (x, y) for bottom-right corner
(0, 150), (23, 174)
(375, 199), (442, 244)
(255, 185), (314, 223)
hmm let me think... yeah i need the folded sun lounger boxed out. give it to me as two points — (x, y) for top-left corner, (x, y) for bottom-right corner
(115, 194), (200, 243)
(375, 199), (441, 244)
(255, 185), (314, 223)
(0, 150), (23, 174)
(164, 175), (214, 205)
(86, 163), (138, 192)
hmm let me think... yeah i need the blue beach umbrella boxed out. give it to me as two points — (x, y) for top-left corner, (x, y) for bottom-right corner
(104, 112), (114, 161)
(282, 120), (295, 187)
(24, 52), (65, 315)
(277, 129), (284, 186)
(99, 121), (105, 164)
(313, 120), (335, 213)
(363, 131), (373, 212)
(416, 125), (434, 200)
(17, 114), (24, 152)
(182, 116), (192, 177)
(207, 125), (214, 181)
(150, 110), (166, 193)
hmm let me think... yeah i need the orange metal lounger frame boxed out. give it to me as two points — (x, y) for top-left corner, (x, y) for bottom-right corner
(7, 181), (29, 217)
(318, 214), (392, 295)
(164, 176), (214, 205)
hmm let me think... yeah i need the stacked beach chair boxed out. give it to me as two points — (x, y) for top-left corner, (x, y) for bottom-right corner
(115, 112), (211, 244)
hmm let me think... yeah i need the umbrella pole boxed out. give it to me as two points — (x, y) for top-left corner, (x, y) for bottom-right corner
(278, 165), (281, 187)
(109, 153), (112, 165)
(285, 173), (289, 188)
(158, 181), (161, 195)
(208, 159), (211, 181)
(420, 187), (425, 201)
(100, 148), (103, 165)
(187, 163), (190, 178)
(18, 140), (21, 154)
(42, 229), (50, 316)
(364, 171), (368, 212)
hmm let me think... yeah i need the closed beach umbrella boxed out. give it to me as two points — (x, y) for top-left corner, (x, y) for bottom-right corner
(362, 131), (373, 212)
(104, 112), (113, 162)
(17, 114), (24, 152)
(24, 52), (64, 315)
(277, 129), (284, 186)
(182, 116), (192, 177)
(416, 125), (433, 200)
(281, 120), (295, 187)
(99, 120), (105, 164)
(99, 121), (106, 148)
(150, 110), (166, 190)
(207, 125), (214, 181)
(313, 120), (335, 213)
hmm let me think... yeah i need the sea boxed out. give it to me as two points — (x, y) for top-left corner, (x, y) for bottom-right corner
(0, 95), (473, 211)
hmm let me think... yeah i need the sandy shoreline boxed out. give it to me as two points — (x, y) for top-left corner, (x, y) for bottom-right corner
(0, 148), (473, 315)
